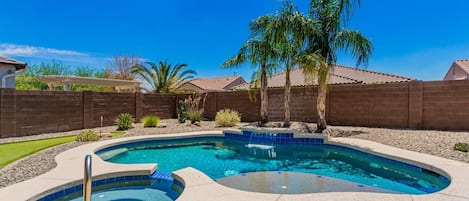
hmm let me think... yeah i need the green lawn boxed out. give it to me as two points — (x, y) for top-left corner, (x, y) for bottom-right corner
(0, 135), (76, 169)
(111, 131), (126, 137)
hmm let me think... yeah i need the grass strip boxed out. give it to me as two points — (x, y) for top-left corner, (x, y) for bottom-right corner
(0, 135), (76, 169)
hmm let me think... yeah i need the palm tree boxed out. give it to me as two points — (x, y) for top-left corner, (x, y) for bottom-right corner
(131, 60), (197, 93)
(261, 2), (312, 127)
(305, 0), (373, 132)
(222, 39), (277, 125)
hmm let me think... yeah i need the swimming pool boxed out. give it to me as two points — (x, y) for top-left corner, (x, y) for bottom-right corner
(96, 135), (450, 195)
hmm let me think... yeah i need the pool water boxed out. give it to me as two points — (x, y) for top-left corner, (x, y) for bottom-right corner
(98, 137), (449, 194)
(51, 178), (182, 201)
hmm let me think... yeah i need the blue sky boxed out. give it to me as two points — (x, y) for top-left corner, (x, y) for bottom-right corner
(1, 0), (468, 81)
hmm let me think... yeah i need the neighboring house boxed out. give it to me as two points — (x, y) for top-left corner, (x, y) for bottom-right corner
(235, 65), (414, 89)
(0, 56), (27, 88)
(178, 76), (247, 92)
(443, 59), (469, 80)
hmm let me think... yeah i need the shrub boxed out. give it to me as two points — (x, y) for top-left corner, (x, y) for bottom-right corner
(215, 109), (241, 127)
(177, 100), (189, 123)
(187, 108), (203, 124)
(141, 115), (160, 127)
(454, 143), (469, 152)
(75, 130), (99, 142)
(185, 93), (207, 124)
(115, 113), (134, 130)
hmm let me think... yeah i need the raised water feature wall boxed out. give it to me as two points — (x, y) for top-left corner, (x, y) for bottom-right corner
(223, 129), (325, 145)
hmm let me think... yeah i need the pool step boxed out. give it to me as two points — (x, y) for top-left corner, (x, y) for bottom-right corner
(97, 148), (128, 160)
(150, 172), (174, 181)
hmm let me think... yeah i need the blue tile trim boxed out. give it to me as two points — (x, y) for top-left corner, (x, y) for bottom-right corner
(150, 172), (173, 181)
(37, 174), (181, 201)
(224, 131), (323, 145)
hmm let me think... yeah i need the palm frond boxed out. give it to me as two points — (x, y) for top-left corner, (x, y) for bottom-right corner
(334, 29), (373, 66)
(131, 60), (196, 93)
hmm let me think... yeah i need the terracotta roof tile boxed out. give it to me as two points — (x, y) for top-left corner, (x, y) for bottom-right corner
(235, 64), (414, 89)
(455, 59), (469, 74)
(187, 76), (245, 91)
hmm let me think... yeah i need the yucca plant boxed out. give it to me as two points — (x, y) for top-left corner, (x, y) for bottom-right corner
(141, 115), (160, 127)
(115, 113), (134, 130)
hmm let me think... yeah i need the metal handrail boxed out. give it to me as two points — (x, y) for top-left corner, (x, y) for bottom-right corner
(83, 155), (92, 201)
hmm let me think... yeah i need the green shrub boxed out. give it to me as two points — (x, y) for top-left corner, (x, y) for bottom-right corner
(215, 109), (241, 127)
(75, 130), (100, 142)
(187, 109), (203, 124)
(185, 93), (207, 124)
(141, 115), (160, 127)
(454, 143), (469, 152)
(115, 113), (134, 130)
(177, 100), (189, 123)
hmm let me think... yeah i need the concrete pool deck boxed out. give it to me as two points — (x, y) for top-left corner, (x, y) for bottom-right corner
(0, 130), (468, 201)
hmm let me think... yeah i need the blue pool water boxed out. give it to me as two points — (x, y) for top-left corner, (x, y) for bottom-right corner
(42, 177), (183, 201)
(97, 136), (450, 194)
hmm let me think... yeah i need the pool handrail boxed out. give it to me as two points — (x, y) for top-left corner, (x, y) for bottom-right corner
(84, 155), (92, 201)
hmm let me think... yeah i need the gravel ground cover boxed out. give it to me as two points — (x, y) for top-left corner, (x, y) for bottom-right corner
(0, 119), (468, 188)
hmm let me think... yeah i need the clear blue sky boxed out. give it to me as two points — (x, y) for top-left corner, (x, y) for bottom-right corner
(1, 0), (468, 81)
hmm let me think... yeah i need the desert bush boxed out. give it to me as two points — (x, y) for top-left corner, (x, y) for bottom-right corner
(185, 93), (207, 124)
(454, 143), (469, 152)
(115, 113), (134, 130)
(75, 130), (99, 142)
(141, 115), (160, 127)
(215, 109), (241, 127)
(177, 100), (189, 123)
(187, 109), (203, 124)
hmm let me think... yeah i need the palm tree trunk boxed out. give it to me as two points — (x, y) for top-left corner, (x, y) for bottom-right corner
(260, 65), (269, 125)
(283, 65), (291, 127)
(316, 83), (327, 133)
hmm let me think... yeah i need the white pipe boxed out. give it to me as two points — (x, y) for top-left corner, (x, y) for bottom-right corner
(1, 69), (25, 88)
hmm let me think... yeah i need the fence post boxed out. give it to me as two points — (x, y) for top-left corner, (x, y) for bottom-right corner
(0, 88), (16, 137)
(408, 81), (423, 129)
(82, 91), (94, 129)
(135, 92), (143, 120)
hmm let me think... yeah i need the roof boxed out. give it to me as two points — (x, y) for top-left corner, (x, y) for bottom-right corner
(0, 56), (27, 70)
(454, 59), (469, 74)
(185, 76), (245, 91)
(38, 76), (141, 87)
(236, 65), (415, 89)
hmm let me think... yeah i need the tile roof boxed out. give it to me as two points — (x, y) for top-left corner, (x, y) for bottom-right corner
(0, 56), (27, 70)
(235, 65), (415, 89)
(187, 76), (245, 91)
(455, 59), (469, 74)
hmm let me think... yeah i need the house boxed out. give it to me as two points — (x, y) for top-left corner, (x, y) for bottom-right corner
(0, 56), (27, 88)
(178, 76), (247, 92)
(235, 65), (414, 89)
(443, 60), (469, 80)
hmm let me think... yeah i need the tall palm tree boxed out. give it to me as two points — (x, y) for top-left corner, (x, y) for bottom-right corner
(305, 0), (373, 132)
(131, 60), (197, 93)
(261, 2), (313, 127)
(222, 38), (277, 125)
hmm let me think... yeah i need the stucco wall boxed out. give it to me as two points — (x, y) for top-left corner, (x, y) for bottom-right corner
(444, 64), (469, 80)
(0, 63), (16, 88)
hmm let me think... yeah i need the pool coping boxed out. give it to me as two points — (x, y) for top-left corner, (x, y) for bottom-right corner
(0, 130), (467, 201)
